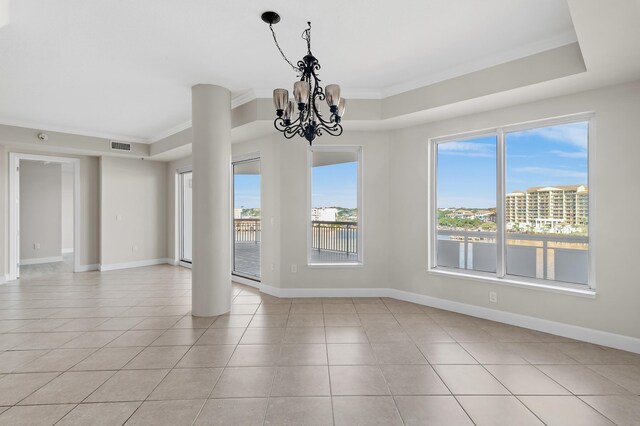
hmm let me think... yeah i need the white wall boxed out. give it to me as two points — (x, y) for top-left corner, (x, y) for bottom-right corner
(61, 165), (74, 252)
(390, 80), (640, 339)
(100, 157), (167, 267)
(19, 160), (62, 261)
(277, 132), (392, 290)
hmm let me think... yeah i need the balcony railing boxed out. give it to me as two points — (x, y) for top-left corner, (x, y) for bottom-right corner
(234, 219), (261, 243)
(436, 229), (588, 285)
(312, 221), (358, 254)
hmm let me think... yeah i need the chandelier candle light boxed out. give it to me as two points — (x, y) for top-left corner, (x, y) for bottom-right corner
(262, 11), (346, 145)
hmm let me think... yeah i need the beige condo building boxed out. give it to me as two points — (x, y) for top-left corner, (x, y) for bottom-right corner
(506, 185), (588, 226)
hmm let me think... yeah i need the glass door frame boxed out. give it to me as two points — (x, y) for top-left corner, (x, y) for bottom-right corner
(232, 154), (262, 282)
(178, 167), (192, 265)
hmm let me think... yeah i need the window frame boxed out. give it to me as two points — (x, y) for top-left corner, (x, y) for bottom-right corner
(307, 145), (363, 267)
(428, 113), (595, 296)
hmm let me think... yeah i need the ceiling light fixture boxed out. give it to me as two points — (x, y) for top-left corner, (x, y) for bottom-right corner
(262, 11), (345, 145)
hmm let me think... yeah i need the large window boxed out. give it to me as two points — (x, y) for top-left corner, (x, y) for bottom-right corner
(431, 117), (591, 289)
(233, 158), (261, 280)
(309, 146), (362, 264)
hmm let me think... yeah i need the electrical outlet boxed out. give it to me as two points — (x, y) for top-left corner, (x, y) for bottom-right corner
(291, 264), (297, 273)
(34, 243), (40, 249)
(132, 245), (138, 252)
(270, 263), (275, 271)
(489, 291), (498, 303)
(116, 214), (122, 221)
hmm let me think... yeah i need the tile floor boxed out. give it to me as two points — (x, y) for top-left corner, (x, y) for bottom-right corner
(0, 265), (638, 425)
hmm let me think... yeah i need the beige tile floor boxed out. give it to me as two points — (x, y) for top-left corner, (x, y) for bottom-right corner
(0, 265), (638, 425)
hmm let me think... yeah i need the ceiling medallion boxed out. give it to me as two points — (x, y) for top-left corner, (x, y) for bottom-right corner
(262, 11), (346, 145)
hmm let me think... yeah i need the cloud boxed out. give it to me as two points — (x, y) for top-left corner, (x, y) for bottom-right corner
(549, 150), (588, 159)
(511, 122), (588, 150)
(438, 141), (495, 158)
(513, 166), (587, 180)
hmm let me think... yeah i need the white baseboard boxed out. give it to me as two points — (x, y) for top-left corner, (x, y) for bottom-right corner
(20, 256), (63, 266)
(232, 275), (260, 289)
(99, 258), (173, 272)
(179, 261), (192, 269)
(258, 283), (640, 354)
(76, 264), (99, 272)
(62, 248), (74, 254)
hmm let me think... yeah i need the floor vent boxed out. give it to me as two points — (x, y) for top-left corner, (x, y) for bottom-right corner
(111, 141), (131, 151)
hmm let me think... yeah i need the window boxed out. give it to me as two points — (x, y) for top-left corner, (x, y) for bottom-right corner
(309, 146), (362, 265)
(179, 170), (192, 263)
(431, 116), (592, 289)
(435, 135), (497, 273)
(233, 158), (261, 280)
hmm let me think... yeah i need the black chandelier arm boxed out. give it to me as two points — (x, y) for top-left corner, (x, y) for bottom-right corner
(284, 126), (303, 139)
(315, 120), (343, 137)
(274, 118), (306, 140)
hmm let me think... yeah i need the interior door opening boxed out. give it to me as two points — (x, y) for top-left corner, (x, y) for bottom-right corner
(9, 153), (80, 281)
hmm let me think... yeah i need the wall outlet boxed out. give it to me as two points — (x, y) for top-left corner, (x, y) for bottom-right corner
(116, 214), (122, 221)
(270, 263), (275, 271)
(489, 291), (498, 303)
(132, 245), (138, 252)
(34, 243), (40, 249)
(290, 264), (297, 273)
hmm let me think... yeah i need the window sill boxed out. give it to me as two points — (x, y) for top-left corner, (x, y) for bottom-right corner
(427, 267), (596, 299)
(308, 262), (364, 269)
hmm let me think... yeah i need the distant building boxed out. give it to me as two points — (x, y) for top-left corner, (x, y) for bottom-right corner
(506, 185), (588, 226)
(234, 208), (243, 219)
(475, 210), (497, 223)
(311, 207), (338, 222)
(453, 210), (475, 219)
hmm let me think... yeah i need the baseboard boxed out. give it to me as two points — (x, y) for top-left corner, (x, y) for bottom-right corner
(76, 264), (99, 272)
(232, 275), (260, 289)
(20, 256), (63, 266)
(258, 283), (640, 354)
(99, 258), (173, 272)
(62, 248), (74, 254)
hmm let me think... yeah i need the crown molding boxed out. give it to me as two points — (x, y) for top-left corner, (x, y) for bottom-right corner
(381, 31), (578, 98)
(0, 118), (149, 144)
(231, 90), (257, 108)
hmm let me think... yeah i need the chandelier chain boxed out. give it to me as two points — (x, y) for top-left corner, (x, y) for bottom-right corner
(268, 24), (300, 74)
(303, 22), (312, 55)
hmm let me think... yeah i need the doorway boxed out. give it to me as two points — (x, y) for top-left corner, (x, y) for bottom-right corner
(232, 157), (261, 281)
(8, 153), (81, 280)
(178, 168), (193, 266)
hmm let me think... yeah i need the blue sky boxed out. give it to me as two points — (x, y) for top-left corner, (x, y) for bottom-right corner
(437, 121), (588, 208)
(233, 161), (358, 209)
(312, 162), (358, 208)
(234, 174), (260, 208)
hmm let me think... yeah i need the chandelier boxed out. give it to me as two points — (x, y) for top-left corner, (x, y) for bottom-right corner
(262, 11), (346, 145)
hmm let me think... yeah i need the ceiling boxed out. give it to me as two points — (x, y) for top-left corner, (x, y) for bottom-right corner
(0, 0), (578, 143)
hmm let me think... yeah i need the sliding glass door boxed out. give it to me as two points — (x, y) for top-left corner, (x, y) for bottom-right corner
(233, 158), (261, 280)
(179, 170), (192, 263)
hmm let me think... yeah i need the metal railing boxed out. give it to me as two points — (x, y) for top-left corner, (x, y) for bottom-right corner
(234, 219), (261, 243)
(312, 221), (358, 254)
(436, 229), (588, 284)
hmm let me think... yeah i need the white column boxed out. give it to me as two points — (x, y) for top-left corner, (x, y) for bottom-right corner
(191, 84), (232, 317)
